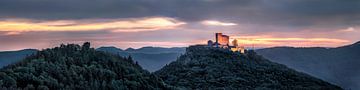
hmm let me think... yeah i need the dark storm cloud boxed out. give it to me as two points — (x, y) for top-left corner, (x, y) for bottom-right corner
(262, 0), (360, 26)
(0, 0), (359, 29)
(0, 0), (359, 28)
(0, 0), (250, 20)
(0, 0), (157, 19)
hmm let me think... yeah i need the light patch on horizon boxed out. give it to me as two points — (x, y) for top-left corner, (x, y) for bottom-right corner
(108, 41), (195, 48)
(231, 36), (349, 48)
(4, 31), (22, 36)
(201, 20), (237, 26)
(0, 17), (186, 34)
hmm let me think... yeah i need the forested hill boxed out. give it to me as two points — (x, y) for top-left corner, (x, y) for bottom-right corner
(0, 42), (168, 89)
(155, 45), (342, 89)
(256, 41), (360, 89)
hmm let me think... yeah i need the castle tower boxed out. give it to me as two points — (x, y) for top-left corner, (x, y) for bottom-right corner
(208, 40), (213, 47)
(232, 39), (238, 47)
(215, 33), (229, 48)
(215, 33), (219, 47)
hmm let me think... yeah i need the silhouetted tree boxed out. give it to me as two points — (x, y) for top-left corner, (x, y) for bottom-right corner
(82, 42), (91, 51)
(128, 55), (133, 61)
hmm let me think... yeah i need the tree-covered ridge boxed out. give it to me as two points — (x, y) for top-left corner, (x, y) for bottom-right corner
(155, 45), (342, 90)
(256, 41), (360, 89)
(0, 42), (167, 90)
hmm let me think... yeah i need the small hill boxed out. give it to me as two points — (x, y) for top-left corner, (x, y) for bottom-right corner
(97, 46), (185, 72)
(0, 42), (167, 89)
(256, 41), (360, 89)
(0, 49), (37, 67)
(155, 45), (342, 89)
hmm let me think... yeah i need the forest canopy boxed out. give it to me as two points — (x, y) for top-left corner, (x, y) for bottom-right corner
(0, 42), (168, 89)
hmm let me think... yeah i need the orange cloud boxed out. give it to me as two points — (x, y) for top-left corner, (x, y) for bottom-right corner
(0, 17), (186, 33)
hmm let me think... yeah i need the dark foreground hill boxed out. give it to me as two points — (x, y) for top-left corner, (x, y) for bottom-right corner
(256, 41), (360, 89)
(0, 42), (167, 89)
(155, 45), (342, 89)
(0, 49), (37, 67)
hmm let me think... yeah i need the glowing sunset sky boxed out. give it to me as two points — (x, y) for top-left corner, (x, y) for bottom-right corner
(0, 0), (359, 51)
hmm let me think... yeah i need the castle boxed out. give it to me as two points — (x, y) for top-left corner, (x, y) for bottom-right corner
(208, 33), (245, 53)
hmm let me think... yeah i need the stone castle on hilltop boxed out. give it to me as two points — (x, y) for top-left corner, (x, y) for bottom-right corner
(207, 33), (245, 53)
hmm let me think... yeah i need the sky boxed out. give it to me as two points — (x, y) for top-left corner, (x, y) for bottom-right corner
(0, 0), (359, 51)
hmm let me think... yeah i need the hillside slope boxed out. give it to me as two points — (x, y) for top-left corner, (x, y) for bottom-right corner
(0, 43), (167, 89)
(155, 45), (342, 89)
(256, 41), (360, 89)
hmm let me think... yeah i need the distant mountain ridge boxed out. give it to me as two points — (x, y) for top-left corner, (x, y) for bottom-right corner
(96, 46), (185, 72)
(0, 49), (37, 67)
(97, 46), (185, 54)
(256, 41), (360, 89)
(125, 46), (185, 54)
(0, 46), (185, 72)
(155, 45), (342, 89)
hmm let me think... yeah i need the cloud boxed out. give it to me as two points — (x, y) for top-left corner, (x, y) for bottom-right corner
(0, 0), (359, 50)
(338, 27), (356, 32)
(0, 0), (358, 35)
(0, 17), (186, 33)
(201, 20), (237, 26)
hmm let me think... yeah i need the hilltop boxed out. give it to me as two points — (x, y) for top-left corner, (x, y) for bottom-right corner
(155, 45), (342, 89)
(0, 42), (168, 89)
